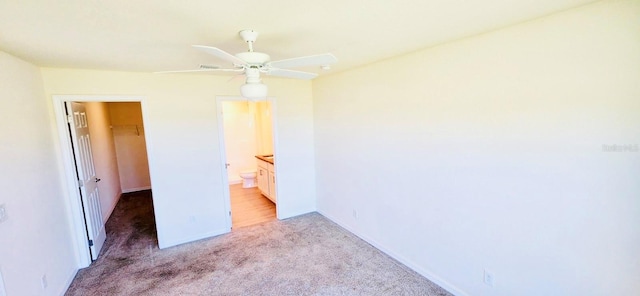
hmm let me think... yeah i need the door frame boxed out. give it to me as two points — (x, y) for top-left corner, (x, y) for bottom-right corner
(52, 95), (150, 268)
(216, 95), (280, 228)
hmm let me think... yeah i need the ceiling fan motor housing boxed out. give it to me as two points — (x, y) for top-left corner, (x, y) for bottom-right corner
(241, 67), (267, 100)
(235, 52), (270, 65)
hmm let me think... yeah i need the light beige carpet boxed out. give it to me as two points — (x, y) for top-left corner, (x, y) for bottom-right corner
(65, 191), (452, 295)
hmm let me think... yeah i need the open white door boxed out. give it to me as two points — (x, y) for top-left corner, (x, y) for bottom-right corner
(66, 102), (106, 261)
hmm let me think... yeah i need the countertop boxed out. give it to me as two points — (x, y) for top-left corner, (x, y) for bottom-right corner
(255, 155), (274, 164)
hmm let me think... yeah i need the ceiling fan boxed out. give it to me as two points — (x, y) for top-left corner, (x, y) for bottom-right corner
(158, 30), (338, 99)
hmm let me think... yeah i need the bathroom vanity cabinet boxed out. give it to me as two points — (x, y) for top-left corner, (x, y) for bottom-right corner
(257, 164), (269, 197)
(256, 156), (276, 203)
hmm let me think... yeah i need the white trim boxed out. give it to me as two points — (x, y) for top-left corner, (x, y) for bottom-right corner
(104, 189), (123, 223)
(317, 210), (469, 296)
(52, 95), (149, 268)
(58, 266), (78, 296)
(215, 96), (234, 231)
(52, 97), (90, 267)
(161, 228), (229, 249)
(122, 186), (152, 193)
(269, 97), (280, 219)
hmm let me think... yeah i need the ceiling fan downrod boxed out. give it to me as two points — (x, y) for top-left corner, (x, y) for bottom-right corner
(239, 29), (259, 52)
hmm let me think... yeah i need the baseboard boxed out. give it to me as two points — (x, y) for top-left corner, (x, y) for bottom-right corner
(59, 266), (78, 296)
(228, 179), (242, 185)
(104, 189), (122, 221)
(278, 206), (316, 220)
(317, 210), (469, 296)
(158, 227), (230, 250)
(122, 186), (151, 193)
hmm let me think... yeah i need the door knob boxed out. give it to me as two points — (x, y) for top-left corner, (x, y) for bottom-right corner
(94, 178), (101, 182)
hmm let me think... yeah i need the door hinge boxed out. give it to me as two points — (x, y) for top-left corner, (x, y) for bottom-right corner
(67, 114), (73, 124)
(78, 180), (83, 187)
(88, 239), (94, 247)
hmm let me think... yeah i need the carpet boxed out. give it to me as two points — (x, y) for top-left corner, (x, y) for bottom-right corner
(65, 191), (452, 295)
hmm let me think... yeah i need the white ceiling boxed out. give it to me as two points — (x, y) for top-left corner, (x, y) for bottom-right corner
(0, 0), (596, 75)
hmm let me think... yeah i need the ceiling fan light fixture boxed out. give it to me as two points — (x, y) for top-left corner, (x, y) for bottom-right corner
(158, 29), (337, 88)
(240, 82), (268, 100)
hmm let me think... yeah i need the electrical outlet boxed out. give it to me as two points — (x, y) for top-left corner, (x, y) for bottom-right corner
(0, 204), (7, 223)
(41, 274), (48, 289)
(484, 269), (495, 287)
(352, 209), (358, 219)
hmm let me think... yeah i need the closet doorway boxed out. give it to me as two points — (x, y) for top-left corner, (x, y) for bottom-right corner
(53, 96), (156, 267)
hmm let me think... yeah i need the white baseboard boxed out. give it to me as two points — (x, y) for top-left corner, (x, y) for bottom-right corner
(317, 210), (469, 296)
(104, 189), (123, 221)
(228, 179), (242, 185)
(158, 227), (230, 250)
(122, 186), (151, 193)
(59, 266), (78, 296)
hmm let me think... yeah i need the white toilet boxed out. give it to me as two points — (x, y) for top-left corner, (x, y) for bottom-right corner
(239, 170), (257, 188)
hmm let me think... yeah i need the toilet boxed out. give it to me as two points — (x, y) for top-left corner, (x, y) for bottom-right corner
(239, 170), (257, 188)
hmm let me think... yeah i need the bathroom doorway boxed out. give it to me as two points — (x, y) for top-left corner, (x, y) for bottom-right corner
(218, 97), (277, 229)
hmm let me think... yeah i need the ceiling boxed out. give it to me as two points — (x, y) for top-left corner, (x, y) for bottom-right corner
(0, 0), (596, 76)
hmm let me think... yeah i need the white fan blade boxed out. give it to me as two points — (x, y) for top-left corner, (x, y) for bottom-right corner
(193, 45), (247, 66)
(154, 68), (243, 74)
(266, 69), (318, 80)
(269, 53), (337, 69)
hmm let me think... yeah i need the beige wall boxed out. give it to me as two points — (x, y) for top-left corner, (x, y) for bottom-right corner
(108, 102), (151, 192)
(0, 51), (76, 295)
(313, 1), (640, 295)
(85, 102), (122, 220)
